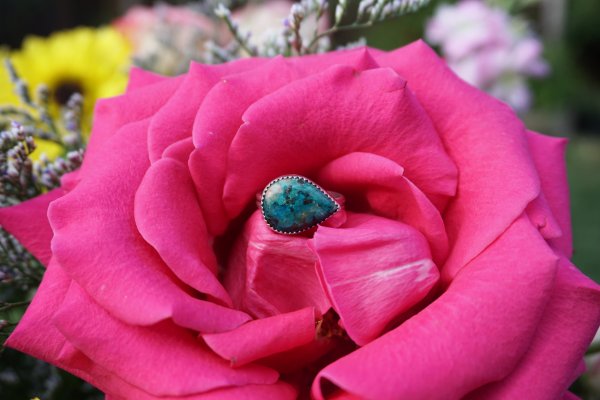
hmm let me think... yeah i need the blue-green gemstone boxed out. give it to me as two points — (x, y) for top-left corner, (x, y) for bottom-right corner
(262, 176), (339, 234)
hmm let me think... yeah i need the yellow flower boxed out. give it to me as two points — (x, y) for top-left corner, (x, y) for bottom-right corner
(0, 26), (131, 137)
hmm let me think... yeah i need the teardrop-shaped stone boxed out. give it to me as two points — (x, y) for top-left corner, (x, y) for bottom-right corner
(261, 176), (339, 234)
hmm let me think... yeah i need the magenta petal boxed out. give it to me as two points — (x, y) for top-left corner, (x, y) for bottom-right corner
(376, 41), (541, 285)
(317, 152), (448, 266)
(135, 155), (232, 307)
(148, 59), (267, 164)
(223, 64), (457, 222)
(49, 118), (249, 331)
(0, 188), (62, 266)
(126, 67), (169, 93)
(202, 307), (319, 367)
(255, 337), (337, 374)
(5, 258), (72, 361)
(190, 53), (380, 235)
(310, 213), (439, 346)
(562, 392), (583, 400)
(52, 281), (279, 397)
(526, 130), (572, 257)
(80, 75), (185, 179)
(105, 381), (297, 400)
(311, 213), (558, 400)
(223, 211), (331, 318)
(525, 190), (563, 240)
(463, 242), (600, 400)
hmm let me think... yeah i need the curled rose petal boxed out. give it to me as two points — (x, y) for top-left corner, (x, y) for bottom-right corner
(526, 130), (572, 258)
(311, 213), (558, 400)
(80, 75), (185, 179)
(49, 119), (249, 331)
(309, 212), (439, 346)
(317, 152), (449, 266)
(135, 142), (232, 307)
(223, 211), (331, 319)
(0, 188), (62, 266)
(223, 64), (458, 222)
(126, 67), (168, 92)
(202, 307), (319, 367)
(148, 59), (268, 164)
(463, 241), (600, 399)
(190, 50), (380, 235)
(52, 281), (278, 397)
(376, 41), (542, 285)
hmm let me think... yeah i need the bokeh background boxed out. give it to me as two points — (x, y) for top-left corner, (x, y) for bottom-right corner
(0, 0), (599, 398)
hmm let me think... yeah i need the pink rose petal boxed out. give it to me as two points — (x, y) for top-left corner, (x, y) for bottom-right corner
(53, 281), (278, 397)
(223, 65), (457, 223)
(310, 213), (439, 346)
(526, 130), (572, 258)
(311, 213), (558, 400)
(135, 152), (232, 307)
(190, 51), (381, 235)
(202, 307), (319, 367)
(49, 118), (249, 331)
(0, 188), (62, 266)
(317, 152), (448, 266)
(376, 41), (541, 285)
(126, 67), (169, 93)
(463, 241), (600, 399)
(148, 59), (268, 164)
(525, 189), (563, 239)
(80, 74), (185, 179)
(223, 211), (331, 318)
(5, 258), (72, 361)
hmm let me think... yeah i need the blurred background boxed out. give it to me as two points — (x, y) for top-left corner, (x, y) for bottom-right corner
(0, 0), (598, 398)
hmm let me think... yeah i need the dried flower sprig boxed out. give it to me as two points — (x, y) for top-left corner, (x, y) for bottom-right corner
(215, 0), (431, 57)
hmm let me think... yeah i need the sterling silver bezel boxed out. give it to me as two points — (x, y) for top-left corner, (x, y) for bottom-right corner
(260, 175), (342, 235)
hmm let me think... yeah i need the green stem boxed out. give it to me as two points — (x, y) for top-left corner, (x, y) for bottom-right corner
(0, 300), (31, 313)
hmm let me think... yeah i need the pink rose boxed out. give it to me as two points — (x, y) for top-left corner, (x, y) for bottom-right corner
(2, 41), (600, 400)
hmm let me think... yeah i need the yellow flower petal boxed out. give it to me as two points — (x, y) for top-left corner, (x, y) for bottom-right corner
(29, 139), (64, 161)
(0, 27), (131, 138)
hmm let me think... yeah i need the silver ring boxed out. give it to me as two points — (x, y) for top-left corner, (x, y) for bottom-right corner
(257, 175), (345, 234)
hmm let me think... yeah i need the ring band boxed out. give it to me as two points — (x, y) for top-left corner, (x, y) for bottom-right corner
(257, 175), (345, 234)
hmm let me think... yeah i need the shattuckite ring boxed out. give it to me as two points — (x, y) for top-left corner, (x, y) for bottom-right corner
(256, 175), (345, 235)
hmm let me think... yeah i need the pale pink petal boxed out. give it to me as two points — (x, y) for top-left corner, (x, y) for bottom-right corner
(463, 241), (600, 399)
(49, 118), (249, 331)
(223, 211), (331, 318)
(80, 75), (185, 179)
(0, 188), (62, 266)
(222, 65), (457, 223)
(376, 41), (541, 285)
(135, 155), (232, 307)
(190, 51), (381, 235)
(148, 59), (268, 163)
(202, 307), (319, 367)
(311, 213), (558, 400)
(526, 130), (572, 257)
(310, 213), (439, 346)
(52, 281), (278, 397)
(317, 152), (448, 266)
(126, 67), (169, 93)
